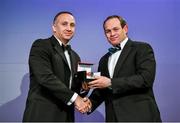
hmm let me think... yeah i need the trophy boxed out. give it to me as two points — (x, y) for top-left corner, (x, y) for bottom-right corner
(75, 62), (100, 83)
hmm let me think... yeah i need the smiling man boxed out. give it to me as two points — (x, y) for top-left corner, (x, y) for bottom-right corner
(87, 15), (162, 122)
(23, 11), (90, 122)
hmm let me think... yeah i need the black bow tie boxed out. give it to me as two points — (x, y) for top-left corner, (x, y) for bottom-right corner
(62, 44), (71, 52)
(108, 45), (121, 54)
(62, 44), (72, 55)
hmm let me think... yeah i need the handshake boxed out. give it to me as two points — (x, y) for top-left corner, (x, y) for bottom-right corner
(74, 75), (111, 114)
(74, 95), (92, 114)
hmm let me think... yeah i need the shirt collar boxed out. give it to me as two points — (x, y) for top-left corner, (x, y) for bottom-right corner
(120, 37), (128, 50)
(53, 35), (70, 46)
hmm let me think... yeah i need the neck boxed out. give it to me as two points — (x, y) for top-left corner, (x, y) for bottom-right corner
(53, 35), (69, 46)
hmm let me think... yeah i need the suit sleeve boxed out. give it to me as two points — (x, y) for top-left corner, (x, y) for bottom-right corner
(88, 89), (105, 114)
(29, 40), (74, 104)
(111, 43), (156, 94)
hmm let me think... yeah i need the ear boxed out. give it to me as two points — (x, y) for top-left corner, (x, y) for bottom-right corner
(52, 24), (56, 32)
(123, 24), (128, 34)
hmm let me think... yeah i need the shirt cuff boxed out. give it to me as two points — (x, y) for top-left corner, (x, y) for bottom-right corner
(107, 79), (112, 89)
(67, 92), (78, 105)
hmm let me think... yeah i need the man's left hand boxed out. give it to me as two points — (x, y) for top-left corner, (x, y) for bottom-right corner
(88, 76), (111, 89)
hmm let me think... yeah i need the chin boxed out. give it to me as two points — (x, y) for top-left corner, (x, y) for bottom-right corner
(64, 37), (72, 40)
(111, 42), (119, 46)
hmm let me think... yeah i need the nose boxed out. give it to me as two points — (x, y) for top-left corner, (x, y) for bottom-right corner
(66, 25), (71, 31)
(110, 31), (115, 36)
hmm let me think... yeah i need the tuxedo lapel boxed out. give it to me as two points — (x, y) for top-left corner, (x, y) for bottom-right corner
(51, 36), (70, 69)
(68, 50), (76, 76)
(55, 45), (69, 65)
(101, 53), (111, 77)
(113, 40), (132, 77)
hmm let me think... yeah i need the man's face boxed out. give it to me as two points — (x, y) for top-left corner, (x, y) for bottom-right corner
(53, 13), (75, 44)
(104, 18), (128, 46)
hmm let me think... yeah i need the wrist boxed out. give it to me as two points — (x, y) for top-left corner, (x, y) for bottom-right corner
(108, 78), (112, 86)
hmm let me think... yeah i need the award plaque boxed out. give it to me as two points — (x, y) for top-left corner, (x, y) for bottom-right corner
(76, 62), (100, 83)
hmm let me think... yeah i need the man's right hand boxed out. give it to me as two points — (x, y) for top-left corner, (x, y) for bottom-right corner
(74, 96), (91, 113)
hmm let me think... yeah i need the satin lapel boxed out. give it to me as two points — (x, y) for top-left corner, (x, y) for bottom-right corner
(69, 50), (75, 75)
(113, 40), (132, 77)
(51, 36), (69, 67)
(102, 53), (111, 78)
(54, 44), (70, 67)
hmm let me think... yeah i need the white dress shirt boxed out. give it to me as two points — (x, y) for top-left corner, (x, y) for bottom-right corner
(54, 35), (78, 105)
(108, 37), (128, 78)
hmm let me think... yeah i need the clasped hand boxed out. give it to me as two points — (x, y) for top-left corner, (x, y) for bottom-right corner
(75, 76), (111, 114)
(74, 95), (92, 114)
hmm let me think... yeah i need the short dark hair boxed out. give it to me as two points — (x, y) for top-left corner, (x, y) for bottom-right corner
(53, 11), (73, 24)
(103, 15), (127, 29)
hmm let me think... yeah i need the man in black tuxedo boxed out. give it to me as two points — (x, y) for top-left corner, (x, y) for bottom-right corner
(87, 15), (162, 122)
(23, 11), (90, 122)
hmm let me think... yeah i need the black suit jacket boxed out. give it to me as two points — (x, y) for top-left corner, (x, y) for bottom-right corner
(89, 39), (161, 122)
(23, 36), (82, 122)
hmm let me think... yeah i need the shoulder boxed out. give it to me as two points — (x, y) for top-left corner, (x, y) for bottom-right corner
(129, 40), (153, 50)
(30, 37), (55, 53)
(71, 49), (80, 60)
(30, 37), (53, 55)
(32, 37), (51, 47)
(99, 53), (109, 63)
(72, 49), (80, 56)
(129, 40), (155, 58)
